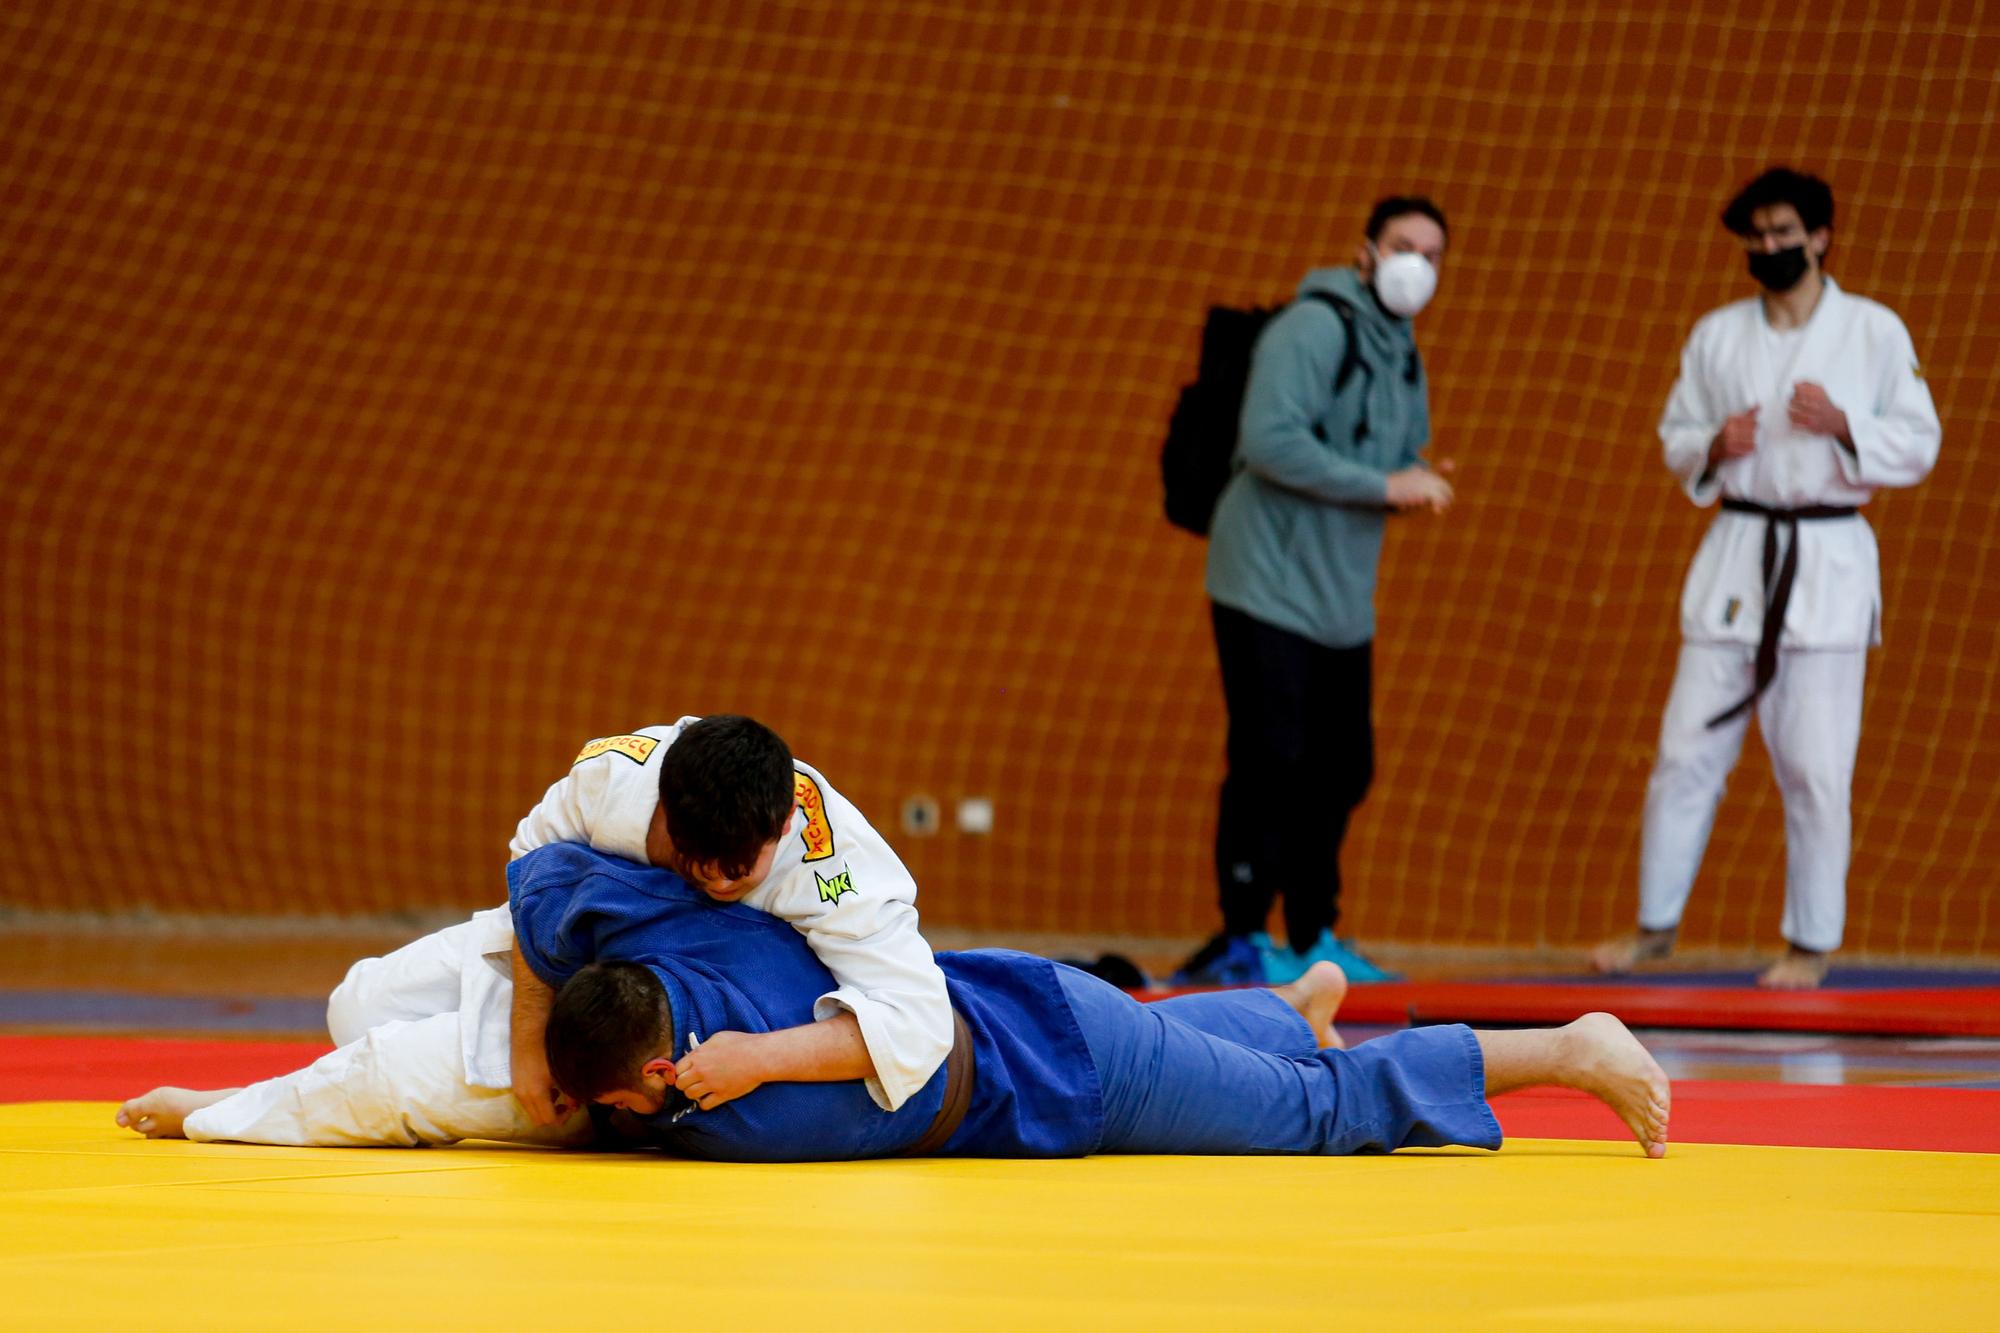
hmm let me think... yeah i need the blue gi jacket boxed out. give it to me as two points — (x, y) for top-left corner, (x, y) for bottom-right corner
(508, 843), (1103, 1160)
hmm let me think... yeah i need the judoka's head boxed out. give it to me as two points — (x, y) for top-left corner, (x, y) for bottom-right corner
(547, 961), (678, 1113)
(1722, 167), (1834, 293)
(656, 714), (797, 902)
(1355, 195), (1449, 319)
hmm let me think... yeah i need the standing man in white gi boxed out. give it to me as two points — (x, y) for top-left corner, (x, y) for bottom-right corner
(1594, 167), (1941, 989)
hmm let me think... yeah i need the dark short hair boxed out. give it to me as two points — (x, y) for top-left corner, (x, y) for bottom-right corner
(657, 714), (795, 880)
(546, 961), (674, 1103)
(1721, 167), (1834, 236)
(1366, 195), (1449, 246)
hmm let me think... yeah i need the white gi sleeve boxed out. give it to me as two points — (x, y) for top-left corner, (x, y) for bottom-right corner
(508, 750), (614, 860)
(1660, 320), (1726, 506)
(184, 1010), (589, 1148)
(801, 892), (954, 1113)
(1833, 313), (1941, 490)
(755, 781), (952, 1112)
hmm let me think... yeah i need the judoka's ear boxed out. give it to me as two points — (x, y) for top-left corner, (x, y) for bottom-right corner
(643, 1055), (677, 1086)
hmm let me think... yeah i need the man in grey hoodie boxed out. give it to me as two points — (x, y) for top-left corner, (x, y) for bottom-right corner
(1178, 197), (1455, 988)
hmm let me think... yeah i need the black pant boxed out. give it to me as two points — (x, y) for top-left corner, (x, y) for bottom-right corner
(1211, 601), (1374, 952)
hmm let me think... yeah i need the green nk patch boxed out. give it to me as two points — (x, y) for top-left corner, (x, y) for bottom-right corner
(815, 868), (856, 904)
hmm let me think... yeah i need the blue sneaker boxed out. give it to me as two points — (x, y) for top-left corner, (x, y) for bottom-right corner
(1171, 932), (1264, 986)
(1254, 932), (1310, 985)
(1297, 930), (1402, 982)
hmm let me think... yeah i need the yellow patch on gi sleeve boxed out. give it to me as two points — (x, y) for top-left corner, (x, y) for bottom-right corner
(573, 734), (661, 767)
(794, 772), (836, 862)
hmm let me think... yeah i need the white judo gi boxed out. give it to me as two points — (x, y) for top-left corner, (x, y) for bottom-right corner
(182, 722), (955, 1143)
(1640, 277), (1940, 951)
(505, 719), (951, 1111)
(183, 908), (580, 1146)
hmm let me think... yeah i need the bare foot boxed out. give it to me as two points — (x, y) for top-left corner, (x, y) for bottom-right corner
(1274, 960), (1348, 1049)
(1589, 926), (1677, 975)
(1562, 1013), (1671, 1158)
(1758, 947), (1830, 990)
(116, 1087), (240, 1139)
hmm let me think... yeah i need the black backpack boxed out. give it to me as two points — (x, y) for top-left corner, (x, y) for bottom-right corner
(1159, 292), (1368, 536)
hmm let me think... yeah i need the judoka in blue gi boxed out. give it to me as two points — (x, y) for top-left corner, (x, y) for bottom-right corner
(522, 846), (1671, 1160)
(117, 844), (1668, 1158)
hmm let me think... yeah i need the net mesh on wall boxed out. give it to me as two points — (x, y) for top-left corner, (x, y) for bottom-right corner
(4, 1), (1996, 957)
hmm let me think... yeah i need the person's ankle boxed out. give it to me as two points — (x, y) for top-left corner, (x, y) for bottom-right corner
(1635, 925), (1677, 957)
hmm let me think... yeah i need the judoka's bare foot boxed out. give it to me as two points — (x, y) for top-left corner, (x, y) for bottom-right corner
(1561, 1013), (1672, 1158)
(1758, 947), (1830, 990)
(1275, 961), (1348, 1049)
(116, 1087), (239, 1139)
(1589, 926), (1677, 975)
(1478, 1016), (1671, 1158)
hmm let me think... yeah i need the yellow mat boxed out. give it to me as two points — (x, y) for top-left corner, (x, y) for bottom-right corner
(4, 1103), (1996, 1330)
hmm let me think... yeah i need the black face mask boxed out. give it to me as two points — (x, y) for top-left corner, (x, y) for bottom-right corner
(1747, 244), (1811, 293)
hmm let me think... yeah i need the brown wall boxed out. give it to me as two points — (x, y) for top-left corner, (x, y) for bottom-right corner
(4, 2), (1996, 955)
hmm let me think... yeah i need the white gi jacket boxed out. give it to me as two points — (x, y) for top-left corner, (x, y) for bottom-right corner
(1661, 278), (1941, 649)
(499, 718), (952, 1112)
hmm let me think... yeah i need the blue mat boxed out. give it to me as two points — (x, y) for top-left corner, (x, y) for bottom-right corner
(0, 991), (328, 1033)
(1505, 968), (2000, 990)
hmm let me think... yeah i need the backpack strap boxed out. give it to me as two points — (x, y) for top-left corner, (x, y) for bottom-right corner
(1298, 292), (1367, 394)
(1297, 291), (1371, 442)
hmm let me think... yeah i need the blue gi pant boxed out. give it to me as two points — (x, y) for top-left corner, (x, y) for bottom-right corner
(1056, 968), (1502, 1155)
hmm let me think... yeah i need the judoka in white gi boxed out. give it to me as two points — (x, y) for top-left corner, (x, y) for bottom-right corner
(116, 843), (1673, 1159)
(1595, 167), (1941, 989)
(128, 715), (953, 1146)
(502, 715), (952, 1118)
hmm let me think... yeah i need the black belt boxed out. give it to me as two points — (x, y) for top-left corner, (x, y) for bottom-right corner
(902, 1006), (976, 1155)
(1705, 498), (1860, 728)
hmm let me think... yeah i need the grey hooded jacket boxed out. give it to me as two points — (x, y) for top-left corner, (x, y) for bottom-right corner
(1204, 265), (1430, 648)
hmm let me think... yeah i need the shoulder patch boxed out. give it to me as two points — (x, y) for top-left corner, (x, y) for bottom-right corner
(573, 734), (659, 767)
(814, 868), (855, 904)
(793, 771), (836, 862)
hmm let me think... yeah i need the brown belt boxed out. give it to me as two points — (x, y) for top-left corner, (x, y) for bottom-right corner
(1705, 498), (1860, 729)
(902, 1006), (976, 1155)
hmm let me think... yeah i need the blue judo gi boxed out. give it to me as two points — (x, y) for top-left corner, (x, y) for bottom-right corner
(509, 843), (1502, 1160)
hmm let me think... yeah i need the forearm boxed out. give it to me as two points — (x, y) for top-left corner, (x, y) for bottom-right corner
(740, 1013), (873, 1085)
(510, 939), (556, 1053)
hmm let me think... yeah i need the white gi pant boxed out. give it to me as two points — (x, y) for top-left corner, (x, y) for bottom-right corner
(1638, 641), (1866, 953)
(183, 915), (590, 1147)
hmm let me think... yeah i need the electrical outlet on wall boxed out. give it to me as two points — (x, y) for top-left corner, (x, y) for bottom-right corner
(900, 794), (940, 837)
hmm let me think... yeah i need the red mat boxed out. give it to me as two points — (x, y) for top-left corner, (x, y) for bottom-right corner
(0, 1035), (332, 1103)
(1493, 1079), (2000, 1154)
(6, 1036), (1994, 1154)
(1289, 982), (2000, 1037)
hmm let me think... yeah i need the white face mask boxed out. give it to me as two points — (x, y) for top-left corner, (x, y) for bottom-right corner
(1370, 247), (1437, 318)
